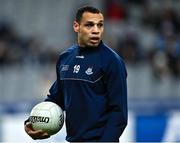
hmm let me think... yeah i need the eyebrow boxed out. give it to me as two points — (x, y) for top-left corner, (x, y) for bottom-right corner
(85, 20), (104, 24)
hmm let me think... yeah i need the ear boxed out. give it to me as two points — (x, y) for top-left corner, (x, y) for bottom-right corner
(73, 21), (79, 33)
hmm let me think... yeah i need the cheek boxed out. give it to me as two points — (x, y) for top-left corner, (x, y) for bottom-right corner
(100, 28), (104, 34)
(79, 32), (88, 44)
(80, 30), (89, 38)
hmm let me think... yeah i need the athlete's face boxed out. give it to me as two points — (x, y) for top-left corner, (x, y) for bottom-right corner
(73, 12), (104, 47)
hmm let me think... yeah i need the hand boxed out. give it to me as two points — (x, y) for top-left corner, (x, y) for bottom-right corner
(24, 122), (50, 140)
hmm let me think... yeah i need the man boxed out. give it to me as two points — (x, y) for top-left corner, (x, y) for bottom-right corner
(24, 6), (128, 142)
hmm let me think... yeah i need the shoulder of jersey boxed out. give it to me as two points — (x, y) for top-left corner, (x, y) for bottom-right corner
(59, 45), (77, 57)
(102, 43), (121, 59)
(101, 42), (125, 65)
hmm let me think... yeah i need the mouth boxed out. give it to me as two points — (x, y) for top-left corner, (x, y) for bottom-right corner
(90, 37), (100, 44)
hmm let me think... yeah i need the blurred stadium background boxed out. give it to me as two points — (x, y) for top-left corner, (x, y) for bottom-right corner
(0, 0), (180, 142)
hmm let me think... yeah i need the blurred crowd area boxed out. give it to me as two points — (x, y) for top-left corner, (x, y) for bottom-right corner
(0, 21), (58, 66)
(104, 0), (180, 80)
(0, 0), (180, 106)
(0, 0), (179, 80)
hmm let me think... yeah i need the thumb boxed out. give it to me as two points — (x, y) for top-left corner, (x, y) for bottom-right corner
(25, 122), (34, 130)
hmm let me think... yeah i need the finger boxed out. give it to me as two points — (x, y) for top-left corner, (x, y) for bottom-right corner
(25, 122), (33, 130)
(24, 123), (34, 134)
(38, 132), (50, 139)
(25, 122), (32, 127)
(32, 129), (45, 134)
(31, 130), (50, 140)
(31, 130), (49, 136)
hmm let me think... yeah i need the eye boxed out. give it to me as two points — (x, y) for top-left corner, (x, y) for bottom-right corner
(85, 23), (94, 28)
(97, 23), (103, 28)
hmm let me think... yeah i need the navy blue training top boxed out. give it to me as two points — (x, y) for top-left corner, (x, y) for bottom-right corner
(45, 41), (128, 142)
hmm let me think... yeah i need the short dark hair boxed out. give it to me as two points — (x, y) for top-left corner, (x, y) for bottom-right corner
(75, 6), (101, 23)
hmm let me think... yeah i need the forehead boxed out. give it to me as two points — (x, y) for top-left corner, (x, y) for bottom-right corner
(80, 12), (104, 23)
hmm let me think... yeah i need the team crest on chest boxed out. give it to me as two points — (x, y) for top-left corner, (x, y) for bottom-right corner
(85, 67), (93, 75)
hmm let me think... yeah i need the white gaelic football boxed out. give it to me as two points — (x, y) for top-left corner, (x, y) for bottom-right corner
(29, 101), (64, 136)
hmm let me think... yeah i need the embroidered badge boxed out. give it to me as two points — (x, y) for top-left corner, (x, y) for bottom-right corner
(85, 67), (93, 75)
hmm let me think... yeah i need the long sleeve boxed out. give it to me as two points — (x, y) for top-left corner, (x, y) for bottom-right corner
(100, 55), (128, 142)
(45, 57), (65, 110)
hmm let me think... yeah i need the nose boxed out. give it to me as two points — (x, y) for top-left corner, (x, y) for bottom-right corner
(92, 25), (99, 34)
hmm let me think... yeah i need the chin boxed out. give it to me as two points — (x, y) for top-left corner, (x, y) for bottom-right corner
(88, 42), (100, 47)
